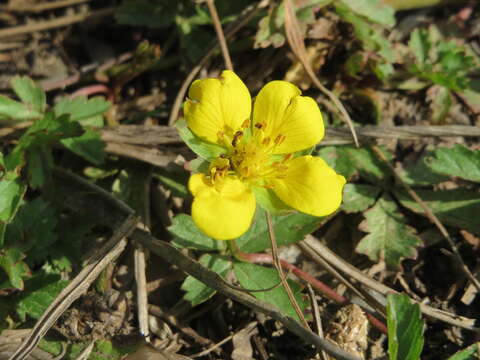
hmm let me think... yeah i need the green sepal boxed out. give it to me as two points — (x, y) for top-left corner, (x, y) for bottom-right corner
(252, 186), (292, 215)
(176, 118), (226, 160)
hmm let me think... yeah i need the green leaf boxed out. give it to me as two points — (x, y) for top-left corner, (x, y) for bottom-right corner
(60, 129), (106, 165)
(0, 174), (26, 222)
(357, 194), (422, 268)
(335, 2), (395, 66)
(115, 0), (177, 28)
(387, 293), (424, 360)
(169, 214), (225, 251)
(342, 183), (380, 213)
(6, 197), (58, 264)
(447, 343), (480, 360)
(409, 28), (430, 65)
(154, 166), (189, 198)
(112, 166), (150, 217)
(339, 0), (395, 27)
(11, 76), (46, 113)
(426, 145), (480, 183)
(176, 118), (226, 160)
(429, 86), (452, 124)
(0, 248), (30, 289)
(237, 208), (324, 253)
(54, 96), (110, 126)
(399, 151), (449, 186)
(182, 254), (231, 306)
(252, 186), (292, 215)
(26, 147), (53, 189)
(234, 262), (307, 321)
(16, 273), (67, 321)
(0, 174), (26, 246)
(318, 145), (390, 182)
(394, 189), (480, 235)
(0, 96), (42, 121)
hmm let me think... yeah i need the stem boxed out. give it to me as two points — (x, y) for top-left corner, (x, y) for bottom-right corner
(266, 212), (310, 329)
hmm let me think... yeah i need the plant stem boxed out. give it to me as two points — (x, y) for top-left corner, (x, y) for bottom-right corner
(266, 212), (310, 329)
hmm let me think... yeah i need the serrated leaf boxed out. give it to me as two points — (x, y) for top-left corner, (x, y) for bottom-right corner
(429, 85), (452, 124)
(339, 0), (395, 27)
(26, 147), (53, 189)
(426, 145), (480, 183)
(112, 166), (150, 217)
(400, 151), (449, 186)
(409, 28), (430, 65)
(0, 96), (42, 121)
(6, 197), (58, 264)
(236, 207), (324, 253)
(387, 293), (424, 360)
(447, 343), (480, 360)
(0, 174), (26, 247)
(0, 175), (26, 222)
(54, 96), (110, 126)
(335, 2), (395, 65)
(16, 273), (67, 321)
(176, 118), (226, 160)
(342, 183), (380, 213)
(11, 76), (46, 113)
(182, 254), (231, 306)
(0, 248), (30, 289)
(357, 194), (422, 268)
(234, 262), (307, 321)
(318, 145), (390, 182)
(61, 129), (106, 165)
(394, 189), (480, 235)
(169, 214), (225, 251)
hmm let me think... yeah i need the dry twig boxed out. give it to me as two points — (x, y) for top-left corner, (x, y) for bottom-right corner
(283, 0), (359, 147)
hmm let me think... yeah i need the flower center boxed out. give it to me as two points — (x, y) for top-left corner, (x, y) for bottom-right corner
(208, 121), (289, 187)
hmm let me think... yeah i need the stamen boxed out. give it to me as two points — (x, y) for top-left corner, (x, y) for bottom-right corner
(274, 134), (286, 146)
(282, 153), (293, 162)
(217, 131), (225, 140)
(232, 131), (243, 147)
(254, 122), (266, 130)
(262, 137), (271, 146)
(241, 119), (250, 129)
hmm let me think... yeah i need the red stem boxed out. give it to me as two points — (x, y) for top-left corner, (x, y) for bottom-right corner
(237, 251), (388, 334)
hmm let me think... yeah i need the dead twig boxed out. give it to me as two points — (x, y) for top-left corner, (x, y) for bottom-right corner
(135, 230), (361, 360)
(0, 8), (115, 39)
(206, 0), (233, 71)
(301, 236), (479, 332)
(3, 0), (91, 12)
(168, 2), (264, 125)
(283, 0), (359, 147)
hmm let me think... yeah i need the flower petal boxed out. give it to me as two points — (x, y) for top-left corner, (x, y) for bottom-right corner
(184, 70), (251, 146)
(189, 173), (256, 240)
(252, 81), (324, 154)
(271, 155), (346, 216)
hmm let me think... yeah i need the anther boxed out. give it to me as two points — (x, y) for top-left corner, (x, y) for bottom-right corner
(241, 119), (250, 129)
(232, 131), (243, 147)
(254, 122), (266, 130)
(274, 134), (286, 145)
(282, 153), (293, 162)
(262, 137), (271, 146)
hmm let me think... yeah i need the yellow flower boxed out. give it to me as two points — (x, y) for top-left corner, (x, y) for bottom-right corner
(183, 70), (346, 240)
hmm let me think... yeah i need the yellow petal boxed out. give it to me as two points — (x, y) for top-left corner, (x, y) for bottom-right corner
(271, 155), (346, 217)
(184, 70), (251, 145)
(189, 173), (256, 240)
(252, 81), (324, 154)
